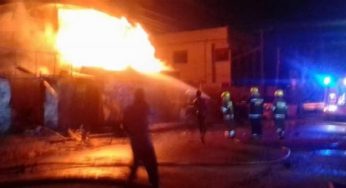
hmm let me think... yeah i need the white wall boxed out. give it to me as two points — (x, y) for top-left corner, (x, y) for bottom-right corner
(152, 26), (231, 87)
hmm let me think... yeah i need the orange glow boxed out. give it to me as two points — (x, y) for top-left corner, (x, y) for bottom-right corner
(38, 66), (50, 75)
(55, 6), (168, 73)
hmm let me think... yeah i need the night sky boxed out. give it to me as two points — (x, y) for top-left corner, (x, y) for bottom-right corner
(109, 0), (346, 75)
(193, 0), (346, 81)
(198, 0), (346, 27)
(128, 0), (346, 31)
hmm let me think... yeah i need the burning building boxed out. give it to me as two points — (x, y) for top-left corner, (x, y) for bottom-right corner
(0, 1), (200, 133)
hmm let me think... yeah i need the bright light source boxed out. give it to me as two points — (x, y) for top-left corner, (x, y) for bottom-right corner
(55, 7), (169, 73)
(323, 76), (331, 86)
(324, 124), (346, 133)
(343, 78), (346, 86)
(329, 93), (336, 100)
(338, 94), (346, 105)
(326, 125), (337, 132)
(324, 104), (338, 112)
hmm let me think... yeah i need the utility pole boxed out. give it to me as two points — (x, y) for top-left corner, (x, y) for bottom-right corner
(276, 47), (281, 85)
(260, 29), (264, 86)
(211, 43), (216, 83)
(228, 45), (232, 86)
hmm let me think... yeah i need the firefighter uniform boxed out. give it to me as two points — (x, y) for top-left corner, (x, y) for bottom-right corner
(272, 89), (288, 139)
(249, 87), (264, 138)
(220, 91), (236, 138)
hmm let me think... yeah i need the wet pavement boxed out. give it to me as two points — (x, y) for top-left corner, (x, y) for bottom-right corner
(0, 117), (346, 187)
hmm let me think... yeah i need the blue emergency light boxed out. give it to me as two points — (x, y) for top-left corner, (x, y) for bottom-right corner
(343, 78), (346, 86)
(323, 76), (332, 86)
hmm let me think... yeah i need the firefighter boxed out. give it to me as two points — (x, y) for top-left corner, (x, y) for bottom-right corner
(193, 90), (207, 144)
(123, 88), (159, 188)
(248, 87), (264, 139)
(220, 91), (236, 138)
(272, 89), (288, 139)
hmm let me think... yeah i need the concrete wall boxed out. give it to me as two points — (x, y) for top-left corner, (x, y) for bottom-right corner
(153, 27), (231, 88)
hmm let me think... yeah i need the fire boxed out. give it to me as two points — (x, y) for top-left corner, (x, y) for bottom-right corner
(55, 6), (167, 73)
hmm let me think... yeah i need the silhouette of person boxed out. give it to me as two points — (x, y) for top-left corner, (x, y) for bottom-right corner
(193, 90), (207, 143)
(123, 88), (159, 188)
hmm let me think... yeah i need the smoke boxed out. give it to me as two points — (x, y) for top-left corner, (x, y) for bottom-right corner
(0, 1), (58, 74)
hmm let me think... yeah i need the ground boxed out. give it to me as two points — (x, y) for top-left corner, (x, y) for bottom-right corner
(0, 117), (346, 188)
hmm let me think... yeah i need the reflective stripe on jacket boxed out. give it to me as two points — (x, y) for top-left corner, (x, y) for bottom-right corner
(249, 114), (262, 119)
(274, 114), (285, 119)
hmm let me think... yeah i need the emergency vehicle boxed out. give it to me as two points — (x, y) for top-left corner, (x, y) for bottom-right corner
(323, 77), (346, 119)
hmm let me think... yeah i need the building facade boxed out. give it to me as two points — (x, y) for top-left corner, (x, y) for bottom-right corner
(153, 26), (231, 89)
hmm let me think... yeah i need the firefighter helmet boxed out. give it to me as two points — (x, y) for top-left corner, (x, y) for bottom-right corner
(274, 89), (284, 97)
(221, 91), (231, 101)
(250, 87), (259, 96)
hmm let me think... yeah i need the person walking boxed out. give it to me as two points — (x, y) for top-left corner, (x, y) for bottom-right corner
(220, 91), (236, 139)
(272, 89), (288, 139)
(248, 87), (264, 139)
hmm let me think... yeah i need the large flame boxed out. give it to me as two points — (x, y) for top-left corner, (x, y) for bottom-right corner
(56, 6), (167, 73)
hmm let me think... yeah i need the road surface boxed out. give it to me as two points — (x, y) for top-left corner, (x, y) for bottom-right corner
(0, 117), (346, 188)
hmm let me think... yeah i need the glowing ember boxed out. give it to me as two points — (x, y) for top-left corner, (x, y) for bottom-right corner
(56, 6), (167, 73)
